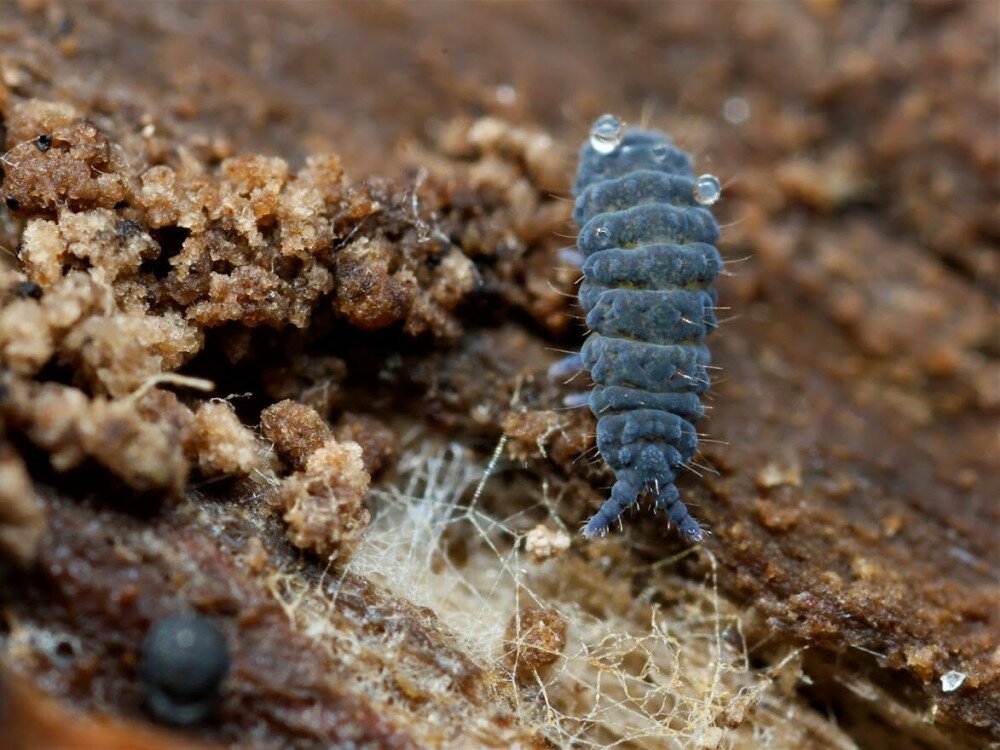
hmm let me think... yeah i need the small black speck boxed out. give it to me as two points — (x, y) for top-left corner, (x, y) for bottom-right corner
(0, 383), (8, 402)
(5, 196), (20, 211)
(14, 281), (43, 299)
(35, 134), (52, 152)
(116, 219), (142, 238)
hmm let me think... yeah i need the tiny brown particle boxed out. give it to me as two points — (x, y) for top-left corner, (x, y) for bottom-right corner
(260, 400), (332, 471)
(504, 607), (567, 679)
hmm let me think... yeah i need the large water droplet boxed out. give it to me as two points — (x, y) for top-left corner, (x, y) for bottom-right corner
(589, 114), (624, 155)
(693, 174), (722, 205)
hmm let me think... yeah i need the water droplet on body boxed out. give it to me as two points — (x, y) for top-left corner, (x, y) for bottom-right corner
(589, 114), (624, 154)
(693, 174), (722, 205)
(651, 143), (670, 161)
(594, 226), (611, 241)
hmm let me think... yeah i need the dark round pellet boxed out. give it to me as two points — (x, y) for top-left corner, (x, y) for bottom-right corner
(138, 614), (229, 726)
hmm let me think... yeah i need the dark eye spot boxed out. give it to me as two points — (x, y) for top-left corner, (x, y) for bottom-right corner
(35, 134), (52, 152)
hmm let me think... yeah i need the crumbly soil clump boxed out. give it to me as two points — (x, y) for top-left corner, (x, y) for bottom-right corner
(276, 438), (371, 560)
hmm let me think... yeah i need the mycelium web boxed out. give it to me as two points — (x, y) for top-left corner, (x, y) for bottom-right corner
(267, 436), (856, 750)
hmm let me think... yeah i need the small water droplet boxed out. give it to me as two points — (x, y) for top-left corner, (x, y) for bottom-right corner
(693, 174), (722, 206)
(941, 670), (966, 692)
(589, 114), (624, 155)
(651, 143), (670, 161)
(594, 226), (611, 241)
(495, 84), (517, 106)
(723, 96), (750, 125)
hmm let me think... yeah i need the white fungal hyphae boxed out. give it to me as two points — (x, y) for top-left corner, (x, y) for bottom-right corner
(940, 670), (966, 692)
(589, 114), (624, 155)
(693, 174), (722, 205)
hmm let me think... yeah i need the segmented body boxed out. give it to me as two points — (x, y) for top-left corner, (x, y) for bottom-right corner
(569, 123), (722, 540)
